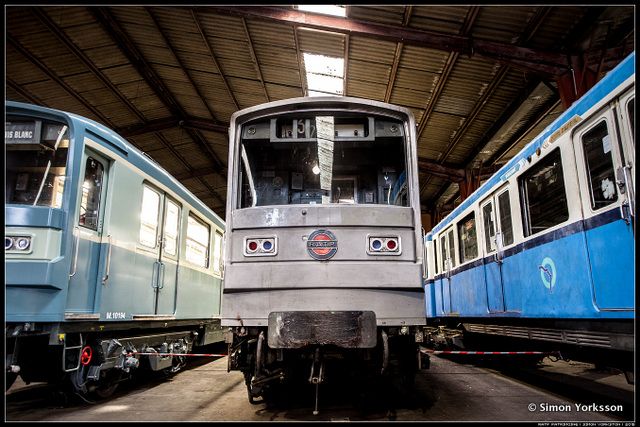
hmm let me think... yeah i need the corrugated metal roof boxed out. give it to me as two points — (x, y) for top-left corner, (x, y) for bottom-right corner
(5, 5), (633, 216)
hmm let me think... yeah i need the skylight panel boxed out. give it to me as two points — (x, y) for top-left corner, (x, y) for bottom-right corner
(303, 53), (345, 97)
(303, 53), (344, 78)
(297, 5), (346, 17)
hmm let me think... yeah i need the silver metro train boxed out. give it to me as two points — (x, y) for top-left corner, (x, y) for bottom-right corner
(221, 97), (427, 409)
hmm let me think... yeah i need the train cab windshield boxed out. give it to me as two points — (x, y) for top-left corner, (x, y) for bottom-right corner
(5, 117), (70, 208)
(238, 114), (409, 208)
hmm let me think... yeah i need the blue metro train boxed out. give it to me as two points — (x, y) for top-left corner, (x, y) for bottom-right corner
(5, 101), (225, 396)
(423, 52), (635, 372)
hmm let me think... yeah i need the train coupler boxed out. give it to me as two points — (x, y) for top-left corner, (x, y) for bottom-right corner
(308, 348), (325, 415)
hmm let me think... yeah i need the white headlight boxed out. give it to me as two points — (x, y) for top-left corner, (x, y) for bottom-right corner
(5, 237), (14, 251)
(15, 237), (31, 251)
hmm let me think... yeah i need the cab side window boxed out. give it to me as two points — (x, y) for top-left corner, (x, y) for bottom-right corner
(79, 157), (104, 231)
(581, 121), (618, 210)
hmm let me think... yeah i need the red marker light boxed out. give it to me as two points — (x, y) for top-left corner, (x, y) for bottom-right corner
(248, 241), (258, 251)
(80, 346), (93, 366)
(386, 239), (397, 250)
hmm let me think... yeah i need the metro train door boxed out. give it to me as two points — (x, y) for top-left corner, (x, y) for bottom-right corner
(439, 229), (455, 314)
(155, 196), (181, 315)
(480, 187), (513, 313)
(138, 185), (179, 316)
(68, 149), (110, 313)
(572, 96), (634, 310)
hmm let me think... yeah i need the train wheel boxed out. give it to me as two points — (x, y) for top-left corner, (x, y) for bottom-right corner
(162, 354), (187, 378)
(6, 372), (18, 391)
(92, 370), (122, 399)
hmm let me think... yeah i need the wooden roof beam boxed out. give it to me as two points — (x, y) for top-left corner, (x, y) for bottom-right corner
(153, 132), (225, 207)
(192, 10), (241, 110)
(7, 78), (44, 105)
(33, 8), (149, 125)
(428, 6), (560, 206)
(293, 26), (307, 96)
(418, 157), (465, 182)
(146, 7), (221, 123)
(440, 65), (510, 162)
(92, 7), (226, 174)
(202, 6), (571, 76)
(384, 5), (413, 103)
(7, 33), (114, 128)
(241, 17), (271, 103)
(417, 6), (480, 196)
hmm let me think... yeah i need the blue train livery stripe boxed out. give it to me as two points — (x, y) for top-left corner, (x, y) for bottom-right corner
(431, 206), (622, 280)
(430, 52), (635, 236)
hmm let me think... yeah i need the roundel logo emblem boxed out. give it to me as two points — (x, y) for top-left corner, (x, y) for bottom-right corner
(539, 257), (557, 291)
(307, 229), (338, 260)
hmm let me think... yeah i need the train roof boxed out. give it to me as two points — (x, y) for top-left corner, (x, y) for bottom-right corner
(229, 95), (416, 125)
(6, 100), (225, 229)
(428, 51), (635, 238)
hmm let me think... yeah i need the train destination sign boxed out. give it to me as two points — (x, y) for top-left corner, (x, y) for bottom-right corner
(5, 121), (41, 145)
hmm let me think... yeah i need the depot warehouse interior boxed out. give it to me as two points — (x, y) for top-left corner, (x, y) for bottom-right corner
(4, 5), (636, 422)
(6, 5), (634, 225)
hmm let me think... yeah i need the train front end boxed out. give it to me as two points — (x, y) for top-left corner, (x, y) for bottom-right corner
(222, 97), (426, 404)
(5, 103), (78, 387)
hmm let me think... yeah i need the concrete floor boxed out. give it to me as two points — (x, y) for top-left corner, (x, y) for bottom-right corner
(5, 355), (633, 422)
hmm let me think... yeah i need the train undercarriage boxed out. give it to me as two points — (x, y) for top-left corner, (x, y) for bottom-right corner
(225, 312), (429, 414)
(423, 318), (635, 383)
(5, 319), (224, 399)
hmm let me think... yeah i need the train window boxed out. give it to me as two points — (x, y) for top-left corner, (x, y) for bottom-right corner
(497, 190), (514, 246)
(238, 114), (408, 208)
(5, 119), (69, 208)
(186, 214), (210, 268)
(433, 239), (439, 274)
(139, 186), (160, 247)
(581, 121), (618, 210)
(423, 242), (428, 278)
(79, 157), (105, 231)
(482, 201), (496, 253)
(163, 199), (180, 256)
(457, 213), (478, 263)
(519, 148), (569, 236)
(447, 229), (456, 268)
(213, 231), (223, 274)
(627, 98), (634, 139)
(440, 235), (447, 271)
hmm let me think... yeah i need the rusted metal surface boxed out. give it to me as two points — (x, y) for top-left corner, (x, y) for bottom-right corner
(267, 311), (377, 349)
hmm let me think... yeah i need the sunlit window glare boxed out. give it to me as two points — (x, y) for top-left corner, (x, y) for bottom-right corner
(297, 5), (346, 17)
(303, 53), (344, 97)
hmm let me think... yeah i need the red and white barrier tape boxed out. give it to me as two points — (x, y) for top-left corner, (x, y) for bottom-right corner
(127, 352), (227, 358)
(420, 348), (559, 356)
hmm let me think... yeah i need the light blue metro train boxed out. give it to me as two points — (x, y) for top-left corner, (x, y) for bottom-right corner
(5, 101), (225, 396)
(423, 52), (635, 372)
